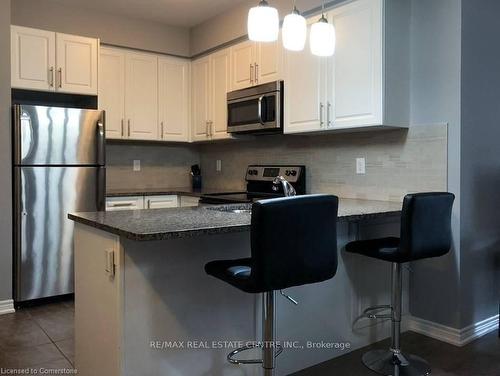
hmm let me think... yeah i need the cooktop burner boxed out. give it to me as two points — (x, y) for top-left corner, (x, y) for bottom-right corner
(199, 165), (306, 205)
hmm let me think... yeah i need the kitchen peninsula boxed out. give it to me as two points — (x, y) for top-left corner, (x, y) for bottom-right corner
(69, 199), (402, 376)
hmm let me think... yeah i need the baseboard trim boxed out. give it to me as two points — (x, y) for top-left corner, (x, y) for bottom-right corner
(407, 314), (499, 347)
(0, 299), (15, 315)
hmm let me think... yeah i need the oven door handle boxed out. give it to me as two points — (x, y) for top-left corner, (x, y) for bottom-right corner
(257, 95), (265, 125)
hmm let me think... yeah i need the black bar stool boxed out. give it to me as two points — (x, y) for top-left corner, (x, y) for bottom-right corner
(205, 195), (339, 376)
(346, 192), (455, 376)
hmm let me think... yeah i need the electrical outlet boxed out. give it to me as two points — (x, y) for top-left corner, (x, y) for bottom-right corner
(356, 158), (366, 174)
(133, 160), (141, 172)
(216, 160), (222, 172)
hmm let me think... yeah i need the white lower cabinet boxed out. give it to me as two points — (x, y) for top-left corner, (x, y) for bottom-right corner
(144, 195), (179, 209)
(106, 196), (144, 211)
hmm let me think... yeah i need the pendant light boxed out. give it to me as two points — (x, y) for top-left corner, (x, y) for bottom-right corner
(282, 1), (307, 51)
(248, 0), (279, 42)
(310, 1), (336, 56)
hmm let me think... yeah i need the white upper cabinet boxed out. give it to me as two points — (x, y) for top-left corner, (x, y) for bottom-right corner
(11, 26), (98, 95)
(210, 48), (231, 140)
(284, 0), (410, 134)
(231, 40), (282, 90)
(11, 26), (56, 91)
(56, 33), (98, 95)
(329, 0), (382, 128)
(99, 47), (125, 139)
(284, 18), (328, 134)
(124, 52), (159, 141)
(191, 56), (211, 141)
(158, 57), (190, 142)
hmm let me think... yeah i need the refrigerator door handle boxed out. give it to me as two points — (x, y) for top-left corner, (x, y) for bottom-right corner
(96, 112), (106, 166)
(96, 167), (106, 212)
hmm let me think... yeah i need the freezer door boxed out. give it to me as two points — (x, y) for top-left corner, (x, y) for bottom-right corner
(13, 105), (105, 166)
(14, 166), (105, 302)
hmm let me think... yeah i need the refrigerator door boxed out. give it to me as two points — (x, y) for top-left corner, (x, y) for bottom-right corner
(14, 166), (105, 302)
(13, 105), (105, 166)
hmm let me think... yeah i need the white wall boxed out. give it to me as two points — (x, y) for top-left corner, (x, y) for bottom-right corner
(408, 0), (462, 328)
(0, 0), (12, 302)
(11, 0), (190, 57)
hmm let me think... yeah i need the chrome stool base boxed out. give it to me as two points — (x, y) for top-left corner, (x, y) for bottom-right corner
(362, 349), (431, 376)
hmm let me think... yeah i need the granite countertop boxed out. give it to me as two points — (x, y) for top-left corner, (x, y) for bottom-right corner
(68, 198), (402, 241)
(106, 187), (206, 198)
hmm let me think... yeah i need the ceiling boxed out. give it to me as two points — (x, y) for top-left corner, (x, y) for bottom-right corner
(54, 0), (250, 28)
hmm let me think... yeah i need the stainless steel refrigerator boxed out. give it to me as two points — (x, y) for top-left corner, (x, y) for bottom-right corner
(13, 104), (106, 302)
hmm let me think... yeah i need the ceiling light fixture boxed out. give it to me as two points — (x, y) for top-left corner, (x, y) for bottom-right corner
(282, 1), (307, 51)
(248, 0), (279, 42)
(310, 1), (336, 57)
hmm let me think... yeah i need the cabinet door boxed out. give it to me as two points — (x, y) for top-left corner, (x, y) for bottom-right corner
(56, 33), (98, 95)
(191, 57), (210, 141)
(210, 49), (232, 140)
(231, 41), (255, 90)
(284, 19), (328, 134)
(99, 47), (125, 139)
(106, 196), (144, 211)
(144, 195), (179, 209)
(158, 57), (190, 142)
(11, 26), (56, 91)
(125, 52), (159, 140)
(329, 0), (383, 128)
(180, 196), (200, 207)
(256, 39), (282, 85)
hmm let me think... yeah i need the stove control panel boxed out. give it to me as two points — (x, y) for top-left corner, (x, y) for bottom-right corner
(245, 165), (304, 183)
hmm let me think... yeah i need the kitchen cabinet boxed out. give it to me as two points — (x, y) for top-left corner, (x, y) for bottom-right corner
(125, 52), (159, 140)
(158, 57), (190, 142)
(99, 47), (125, 139)
(144, 195), (179, 209)
(191, 49), (232, 142)
(11, 26), (98, 95)
(284, 0), (410, 134)
(106, 196), (144, 211)
(180, 196), (200, 207)
(230, 39), (282, 90)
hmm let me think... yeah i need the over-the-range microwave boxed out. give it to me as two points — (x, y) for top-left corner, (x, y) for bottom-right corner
(227, 80), (283, 134)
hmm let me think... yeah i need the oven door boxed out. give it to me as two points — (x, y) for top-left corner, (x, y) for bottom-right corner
(227, 92), (281, 133)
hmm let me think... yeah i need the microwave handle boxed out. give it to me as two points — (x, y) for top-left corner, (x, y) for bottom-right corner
(257, 95), (265, 125)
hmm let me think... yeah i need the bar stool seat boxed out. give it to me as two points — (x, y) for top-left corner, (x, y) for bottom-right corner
(346, 237), (400, 262)
(205, 194), (339, 376)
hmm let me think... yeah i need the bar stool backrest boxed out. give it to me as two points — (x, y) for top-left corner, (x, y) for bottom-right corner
(250, 194), (339, 292)
(399, 192), (455, 262)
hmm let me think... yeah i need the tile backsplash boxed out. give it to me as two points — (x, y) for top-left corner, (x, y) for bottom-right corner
(199, 124), (448, 202)
(106, 142), (200, 190)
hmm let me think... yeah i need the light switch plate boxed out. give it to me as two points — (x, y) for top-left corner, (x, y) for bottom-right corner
(216, 160), (222, 172)
(133, 160), (141, 172)
(356, 158), (366, 174)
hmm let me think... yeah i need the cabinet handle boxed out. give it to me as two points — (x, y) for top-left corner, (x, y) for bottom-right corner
(110, 202), (133, 207)
(49, 67), (54, 87)
(327, 102), (332, 128)
(160, 121), (164, 139)
(210, 121), (214, 136)
(57, 68), (62, 88)
(127, 119), (131, 137)
(250, 64), (254, 84)
(120, 119), (124, 137)
(320, 103), (324, 127)
(255, 63), (259, 84)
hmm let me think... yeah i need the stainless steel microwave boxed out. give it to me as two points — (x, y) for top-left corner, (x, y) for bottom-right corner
(227, 80), (283, 134)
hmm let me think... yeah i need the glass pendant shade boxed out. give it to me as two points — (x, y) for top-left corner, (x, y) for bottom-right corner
(310, 16), (336, 56)
(248, 0), (279, 42)
(282, 9), (307, 51)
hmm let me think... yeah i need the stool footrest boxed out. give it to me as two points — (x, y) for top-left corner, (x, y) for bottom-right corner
(363, 304), (392, 319)
(227, 343), (283, 365)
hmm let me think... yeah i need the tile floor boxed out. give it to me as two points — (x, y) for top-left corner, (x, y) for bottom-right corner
(0, 300), (74, 372)
(1, 300), (499, 375)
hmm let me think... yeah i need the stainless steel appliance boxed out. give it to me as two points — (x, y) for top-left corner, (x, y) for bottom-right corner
(199, 165), (305, 204)
(13, 104), (106, 302)
(227, 81), (283, 134)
